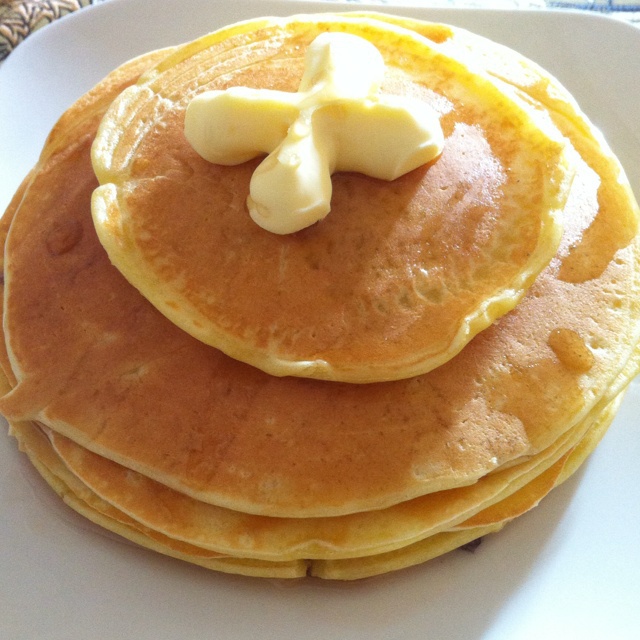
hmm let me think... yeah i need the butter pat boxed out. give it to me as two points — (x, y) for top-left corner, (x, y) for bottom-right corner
(184, 32), (444, 234)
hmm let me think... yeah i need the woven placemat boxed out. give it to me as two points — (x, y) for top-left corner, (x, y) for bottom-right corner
(0, 0), (95, 60)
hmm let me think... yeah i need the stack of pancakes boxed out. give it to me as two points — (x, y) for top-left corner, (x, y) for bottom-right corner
(1, 13), (639, 580)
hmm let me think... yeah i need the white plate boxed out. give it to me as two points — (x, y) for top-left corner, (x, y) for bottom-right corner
(1, 1), (639, 638)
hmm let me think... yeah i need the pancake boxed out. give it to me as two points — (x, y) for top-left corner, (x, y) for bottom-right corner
(2, 241), (620, 567)
(0, 348), (624, 580)
(90, 14), (572, 383)
(0, 253), (624, 566)
(454, 390), (620, 530)
(0, 180), (298, 581)
(314, 391), (623, 580)
(1, 12), (639, 582)
(359, 13), (640, 288)
(4, 413), (309, 579)
(1, 401), (489, 581)
(40, 396), (601, 561)
(1, 15), (639, 521)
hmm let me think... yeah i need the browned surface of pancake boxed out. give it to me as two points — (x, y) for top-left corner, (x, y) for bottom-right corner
(0, 184), (628, 578)
(1, 14), (638, 530)
(91, 15), (571, 383)
(0, 340), (622, 579)
(41, 397), (600, 560)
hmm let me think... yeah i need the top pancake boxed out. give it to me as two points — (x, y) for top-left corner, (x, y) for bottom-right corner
(90, 14), (572, 383)
(1, 15), (639, 519)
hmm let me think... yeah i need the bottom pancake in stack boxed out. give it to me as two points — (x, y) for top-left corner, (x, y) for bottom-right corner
(1, 14), (639, 580)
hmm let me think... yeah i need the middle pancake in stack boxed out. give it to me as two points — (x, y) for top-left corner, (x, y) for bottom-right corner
(1, 13), (640, 580)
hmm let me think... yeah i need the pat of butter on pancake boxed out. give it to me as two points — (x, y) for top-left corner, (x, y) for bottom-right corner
(184, 32), (444, 235)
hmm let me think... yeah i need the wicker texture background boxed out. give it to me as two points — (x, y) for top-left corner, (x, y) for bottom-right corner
(0, 0), (94, 60)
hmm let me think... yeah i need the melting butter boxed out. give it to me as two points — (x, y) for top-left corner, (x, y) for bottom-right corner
(548, 328), (595, 373)
(184, 32), (444, 234)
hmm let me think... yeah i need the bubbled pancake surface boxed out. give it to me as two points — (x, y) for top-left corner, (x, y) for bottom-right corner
(1, 14), (639, 527)
(90, 15), (572, 383)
